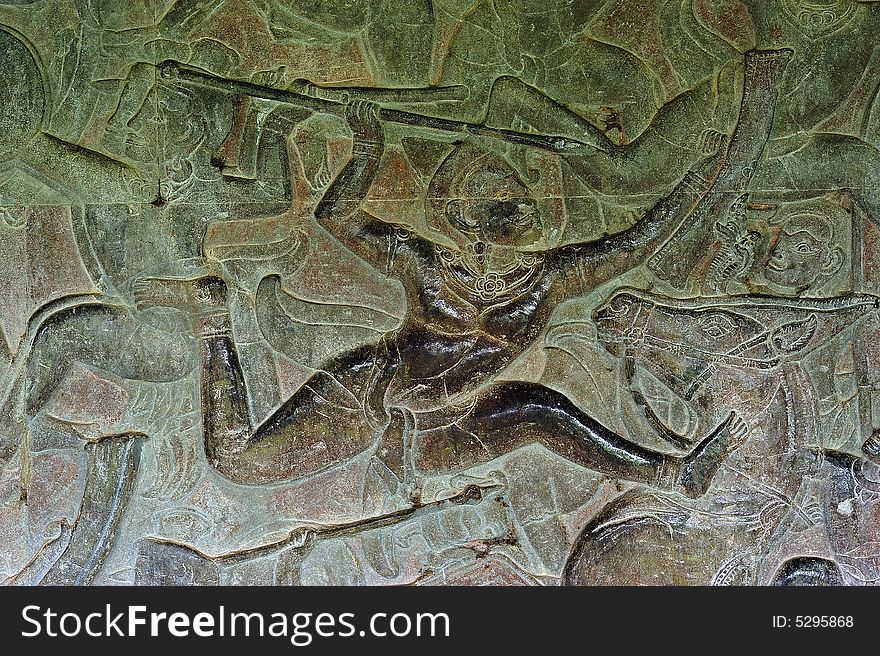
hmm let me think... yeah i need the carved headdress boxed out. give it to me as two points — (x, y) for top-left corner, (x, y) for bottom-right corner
(424, 141), (566, 248)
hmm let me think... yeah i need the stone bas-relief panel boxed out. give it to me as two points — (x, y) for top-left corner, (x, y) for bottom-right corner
(1, 0), (880, 586)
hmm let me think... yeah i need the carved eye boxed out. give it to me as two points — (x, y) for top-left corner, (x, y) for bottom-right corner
(607, 296), (633, 316)
(699, 313), (736, 339)
(792, 240), (820, 255)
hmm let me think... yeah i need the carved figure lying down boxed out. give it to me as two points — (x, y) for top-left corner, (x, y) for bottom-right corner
(564, 289), (877, 585)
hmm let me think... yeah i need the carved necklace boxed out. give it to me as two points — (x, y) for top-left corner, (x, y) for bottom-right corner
(781, 0), (858, 37)
(437, 242), (544, 302)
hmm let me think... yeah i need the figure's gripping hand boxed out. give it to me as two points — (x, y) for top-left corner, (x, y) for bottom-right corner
(345, 99), (384, 154)
(693, 131), (730, 182)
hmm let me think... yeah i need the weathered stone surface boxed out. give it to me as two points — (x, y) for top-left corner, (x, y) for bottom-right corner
(1, 0), (879, 586)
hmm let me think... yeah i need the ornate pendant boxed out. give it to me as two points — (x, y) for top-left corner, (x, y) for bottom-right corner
(782, 0), (858, 38)
(438, 247), (543, 301)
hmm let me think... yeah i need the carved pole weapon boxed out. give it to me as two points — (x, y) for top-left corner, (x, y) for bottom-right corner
(158, 60), (602, 154)
(141, 480), (504, 569)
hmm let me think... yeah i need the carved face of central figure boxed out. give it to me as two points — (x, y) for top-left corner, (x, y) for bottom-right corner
(446, 164), (544, 249)
(460, 195), (543, 248)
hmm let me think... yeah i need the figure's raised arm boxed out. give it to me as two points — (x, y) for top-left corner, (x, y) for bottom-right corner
(547, 139), (728, 296)
(546, 48), (795, 297)
(314, 100), (425, 277)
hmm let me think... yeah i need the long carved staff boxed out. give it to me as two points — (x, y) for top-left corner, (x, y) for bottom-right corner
(158, 59), (600, 154)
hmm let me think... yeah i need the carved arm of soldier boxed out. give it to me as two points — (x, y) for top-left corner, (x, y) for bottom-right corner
(312, 100), (425, 278)
(547, 137), (729, 296)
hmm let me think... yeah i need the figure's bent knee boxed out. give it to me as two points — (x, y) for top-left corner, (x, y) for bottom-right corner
(489, 381), (576, 417)
(489, 75), (528, 99)
(25, 304), (131, 413)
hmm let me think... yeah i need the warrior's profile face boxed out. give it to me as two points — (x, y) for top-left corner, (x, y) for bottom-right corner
(765, 212), (842, 289)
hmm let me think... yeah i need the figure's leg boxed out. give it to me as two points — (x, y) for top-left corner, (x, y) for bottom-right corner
(38, 433), (146, 585)
(360, 406), (417, 578)
(483, 71), (737, 192)
(133, 275), (380, 484)
(563, 491), (749, 585)
(756, 132), (880, 227)
(21, 304), (195, 418)
(0, 303), (195, 458)
(416, 382), (747, 498)
(0, 303), (193, 503)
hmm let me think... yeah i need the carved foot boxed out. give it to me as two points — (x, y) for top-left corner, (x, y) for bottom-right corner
(862, 430), (880, 465)
(133, 275), (228, 313)
(678, 412), (748, 498)
(697, 128), (726, 156)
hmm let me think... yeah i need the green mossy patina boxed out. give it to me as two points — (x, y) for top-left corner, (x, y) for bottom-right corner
(0, 0), (878, 586)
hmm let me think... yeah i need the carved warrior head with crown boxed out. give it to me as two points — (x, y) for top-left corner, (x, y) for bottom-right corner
(763, 209), (845, 292)
(426, 143), (546, 251)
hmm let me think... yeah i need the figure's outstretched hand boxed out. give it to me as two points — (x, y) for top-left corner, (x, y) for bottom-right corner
(345, 99), (384, 147)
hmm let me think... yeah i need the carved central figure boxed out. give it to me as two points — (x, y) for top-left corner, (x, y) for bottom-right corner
(134, 94), (751, 499)
(133, 47), (799, 500)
